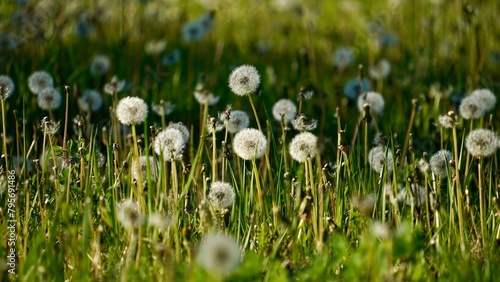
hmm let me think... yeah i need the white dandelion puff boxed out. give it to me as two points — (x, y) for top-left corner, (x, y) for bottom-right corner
(291, 114), (317, 132)
(116, 96), (148, 125)
(132, 155), (158, 183)
(167, 122), (190, 144)
(145, 39), (167, 56)
(148, 213), (172, 230)
(397, 184), (426, 207)
(272, 98), (297, 123)
(232, 128), (267, 160)
(332, 47), (354, 69)
(438, 114), (456, 129)
(37, 87), (62, 110)
(289, 132), (317, 163)
(369, 59), (391, 80)
(153, 128), (184, 161)
(194, 85), (220, 105)
(0, 75), (15, 99)
(152, 100), (175, 116)
(208, 181), (235, 210)
(28, 71), (53, 94)
(228, 65), (260, 96)
(459, 95), (484, 120)
(226, 110), (250, 134)
(430, 150), (452, 178)
(104, 76), (126, 95)
(465, 129), (498, 158)
(471, 88), (496, 112)
(358, 92), (385, 116)
(368, 146), (393, 173)
(117, 199), (142, 229)
(90, 54), (110, 76)
(197, 233), (241, 277)
(77, 89), (103, 112)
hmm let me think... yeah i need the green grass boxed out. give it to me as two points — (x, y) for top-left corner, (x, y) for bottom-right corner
(1, 0), (500, 281)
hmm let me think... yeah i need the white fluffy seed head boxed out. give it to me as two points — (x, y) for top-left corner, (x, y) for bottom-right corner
(151, 100), (175, 116)
(369, 59), (391, 80)
(208, 181), (235, 210)
(37, 87), (62, 110)
(153, 128), (184, 161)
(232, 128), (267, 160)
(227, 110), (250, 134)
(289, 132), (317, 163)
(465, 129), (498, 158)
(132, 155), (158, 183)
(90, 54), (110, 76)
(78, 89), (103, 112)
(368, 146), (393, 173)
(471, 88), (496, 112)
(397, 184), (426, 207)
(358, 91), (385, 116)
(167, 122), (190, 144)
(117, 199), (141, 229)
(197, 233), (241, 277)
(228, 65), (260, 96)
(438, 115), (456, 129)
(194, 88), (220, 105)
(104, 76), (126, 95)
(116, 96), (148, 125)
(459, 95), (485, 120)
(272, 98), (297, 123)
(429, 150), (452, 178)
(0, 75), (15, 99)
(28, 71), (53, 94)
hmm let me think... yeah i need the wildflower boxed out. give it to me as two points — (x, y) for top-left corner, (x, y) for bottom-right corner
(132, 155), (157, 182)
(368, 146), (393, 173)
(117, 199), (142, 229)
(429, 150), (452, 178)
(343, 77), (370, 100)
(89, 54), (110, 76)
(397, 184), (426, 207)
(272, 99), (297, 123)
(289, 132), (317, 163)
(438, 114), (456, 129)
(78, 89), (103, 112)
(226, 110), (250, 134)
(358, 92), (385, 116)
(197, 233), (241, 277)
(167, 122), (190, 144)
(368, 59), (391, 80)
(103, 76), (126, 95)
(291, 114), (317, 132)
(153, 128), (184, 161)
(0, 75), (15, 99)
(459, 95), (484, 120)
(208, 181), (235, 210)
(232, 128), (267, 160)
(162, 49), (181, 66)
(471, 89), (496, 112)
(332, 47), (354, 69)
(194, 84), (220, 105)
(465, 129), (498, 158)
(181, 11), (214, 42)
(37, 87), (62, 110)
(228, 65), (260, 96)
(116, 97), (148, 125)
(28, 71), (54, 94)
(145, 39), (167, 56)
(148, 213), (172, 230)
(152, 100), (175, 116)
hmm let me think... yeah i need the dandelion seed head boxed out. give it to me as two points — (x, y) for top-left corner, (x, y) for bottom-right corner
(97, 152), (106, 168)
(465, 129), (498, 158)
(152, 100), (175, 116)
(208, 181), (235, 210)
(289, 132), (317, 163)
(228, 65), (260, 96)
(194, 87), (220, 105)
(471, 88), (496, 112)
(117, 199), (141, 229)
(429, 150), (452, 178)
(28, 71), (53, 94)
(37, 87), (62, 110)
(369, 59), (391, 80)
(116, 96), (148, 125)
(78, 89), (103, 112)
(371, 221), (390, 240)
(226, 110), (250, 134)
(148, 213), (172, 230)
(397, 184), (426, 207)
(358, 92), (385, 116)
(0, 75), (15, 99)
(332, 47), (354, 69)
(368, 146), (393, 173)
(291, 114), (317, 132)
(145, 39), (167, 56)
(132, 155), (158, 183)
(167, 122), (190, 144)
(104, 76), (126, 95)
(90, 54), (110, 76)
(233, 128), (267, 160)
(272, 98), (297, 123)
(153, 128), (184, 161)
(438, 114), (456, 128)
(197, 233), (241, 277)
(459, 95), (484, 120)
(418, 158), (430, 174)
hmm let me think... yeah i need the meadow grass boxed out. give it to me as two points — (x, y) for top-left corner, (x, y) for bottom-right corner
(1, 0), (500, 281)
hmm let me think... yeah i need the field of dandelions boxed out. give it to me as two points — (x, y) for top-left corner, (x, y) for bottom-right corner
(1, 0), (500, 281)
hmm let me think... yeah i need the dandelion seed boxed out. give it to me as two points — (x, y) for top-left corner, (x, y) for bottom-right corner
(332, 47), (354, 69)
(117, 199), (142, 229)
(459, 95), (484, 120)
(358, 92), (384, 116)
(194, 84), (220, 105)
(145, 39), (167, 56)
(429, 150), (452, 178)
(37, 87), (62, 110)
(289, 132), (317, 163)
(78, 89), (103, 112)
(343, 77), (370, 100)
(471, 89), (496, 112)
(228, 65), (260, 96)
(0, 75), (15, 99)
(465, 129), (498, 158)
(28, 71), (54, 95)
(152, 100), (175, 116)
(438, 114), (456, 129)
(167, 122), (190, 144)
(291, 114), (317, 132)
(90, 54), (110, 76)
(103, 76), (126, 95)
(397, 184), (426, 207)
(368, 59), (391, 80)
(368, 146), (393, 173)
(197, 233), (241, 277)
(116, 96), (148, 125)
(132, 155), (157, 182)
(153, 128), (184, 161)
(208, 181), (235, 210)
(232, 128), (267, 160)
(226, 110), (249, 134)
(272, 99), (297, 123)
